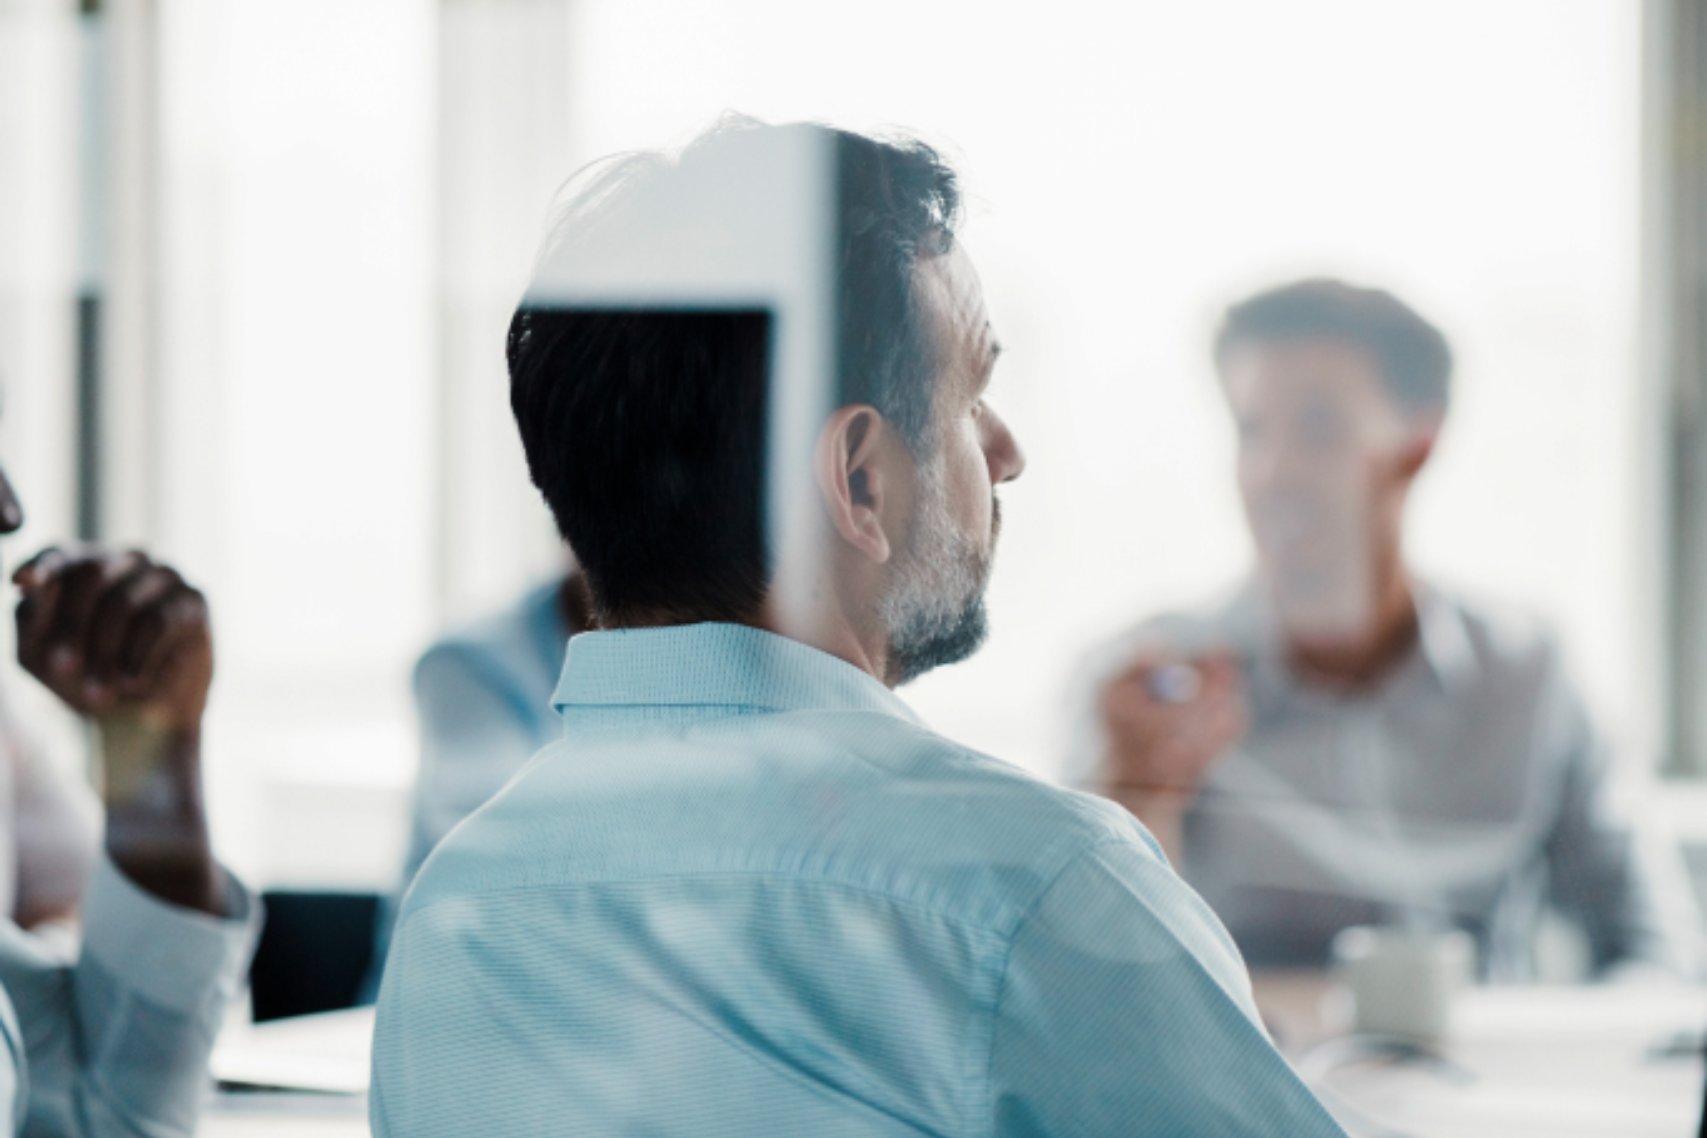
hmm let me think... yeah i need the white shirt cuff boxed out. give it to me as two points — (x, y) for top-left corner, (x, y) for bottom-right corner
(79, 854), (261, 1016)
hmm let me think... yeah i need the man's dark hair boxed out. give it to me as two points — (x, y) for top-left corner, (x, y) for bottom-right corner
(1213, 278), (1453, 413)
(507, 120), (961, 626)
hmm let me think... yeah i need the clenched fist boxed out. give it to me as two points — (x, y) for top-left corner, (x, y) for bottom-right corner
(13, 547), (213, 734)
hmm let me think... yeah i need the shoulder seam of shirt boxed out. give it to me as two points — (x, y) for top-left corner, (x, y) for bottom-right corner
(977, 835), (1145, 1134)
(398, 869), (1023, 943)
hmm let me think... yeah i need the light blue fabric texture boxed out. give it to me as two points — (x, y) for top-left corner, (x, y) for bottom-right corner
(0, 855), (260, 1137)
(372, 623), (1343, 1136)
(401, 579), (568, 891)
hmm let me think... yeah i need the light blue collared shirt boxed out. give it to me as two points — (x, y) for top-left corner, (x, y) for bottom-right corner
(373, 623), (1342, 1136)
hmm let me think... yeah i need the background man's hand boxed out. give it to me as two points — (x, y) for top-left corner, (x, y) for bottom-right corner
(1098, 651), (1248, 830)
(13, 547), (212, 732)
(12, 546), (224, 914)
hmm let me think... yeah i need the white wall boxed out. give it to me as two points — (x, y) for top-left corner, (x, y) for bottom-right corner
(0, 1), (92, 788)
(141, 0), (440, 884)
(48, 0), (1644, 886)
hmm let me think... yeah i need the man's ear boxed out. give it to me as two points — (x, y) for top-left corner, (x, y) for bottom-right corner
(1396, 411), (1444, 481)
(814, 405), (895, 565)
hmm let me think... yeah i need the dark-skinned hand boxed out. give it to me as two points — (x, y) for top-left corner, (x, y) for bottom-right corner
(13, 546), (213, 733)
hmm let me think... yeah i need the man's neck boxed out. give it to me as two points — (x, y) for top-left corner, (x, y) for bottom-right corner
(558, 570), (595, 633)
(1284, 567), (1419, 692)
(754, 599), (895, 688)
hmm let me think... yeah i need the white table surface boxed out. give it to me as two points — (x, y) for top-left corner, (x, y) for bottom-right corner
(200, 985), (1707, 1137)
(1256, 974), (1706, 1137)
(202, 1093), (369, 1138)
(205, 1007), (373, 1137)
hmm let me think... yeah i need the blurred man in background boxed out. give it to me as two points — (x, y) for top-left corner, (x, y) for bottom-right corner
(1066, 279), (1694, 980)
(0, 461), (258, 1136)
(372, 121), (1346, 1136)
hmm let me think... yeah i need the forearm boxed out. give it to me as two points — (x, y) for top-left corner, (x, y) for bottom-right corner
(98, 717), (225, 917)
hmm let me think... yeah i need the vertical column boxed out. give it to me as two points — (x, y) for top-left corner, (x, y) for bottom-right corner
(1649, 0), (1707, 773)
(91, 0), (162, 545)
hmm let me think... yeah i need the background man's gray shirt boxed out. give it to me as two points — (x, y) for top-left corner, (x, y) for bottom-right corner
(1063, 581), (1697, 979)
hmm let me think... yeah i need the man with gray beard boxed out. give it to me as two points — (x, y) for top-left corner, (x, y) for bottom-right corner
(880, 449), (996, 684)
(372, 120), (1344, 1137)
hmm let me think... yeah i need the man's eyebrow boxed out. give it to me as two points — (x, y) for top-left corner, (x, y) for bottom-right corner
(971, 333), (1002, 395)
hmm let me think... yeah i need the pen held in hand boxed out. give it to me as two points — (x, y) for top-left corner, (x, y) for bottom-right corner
(1145, 662), (1203, 704)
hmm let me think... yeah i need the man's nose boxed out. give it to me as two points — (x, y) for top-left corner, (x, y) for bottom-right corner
(986, 412), (1025, 485)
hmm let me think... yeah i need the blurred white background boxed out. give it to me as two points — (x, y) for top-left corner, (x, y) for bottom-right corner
(0, 0), (1654, 888)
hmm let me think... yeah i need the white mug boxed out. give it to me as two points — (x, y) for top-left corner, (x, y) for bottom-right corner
(1330, 925), (1474, 1043)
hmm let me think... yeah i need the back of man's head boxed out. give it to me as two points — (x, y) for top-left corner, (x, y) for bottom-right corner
(507, 119), (961, 627)
(1213, 278), (1453, 416)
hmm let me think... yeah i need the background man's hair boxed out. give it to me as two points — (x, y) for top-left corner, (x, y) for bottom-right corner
(1213, 278), (1453, 413)
(507, 119), (962, 626)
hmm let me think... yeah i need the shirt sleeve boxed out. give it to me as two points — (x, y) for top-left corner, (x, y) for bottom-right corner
(1539, 655), (1699, 977)
(0, 854), (260, 1138)
(988, 838), (1345, 1135)
(0, 991), (22, 1136)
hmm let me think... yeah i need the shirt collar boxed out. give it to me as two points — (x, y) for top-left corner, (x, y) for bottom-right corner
(551, 622), (925, 726)
(1236, 577), (1475, 697)
(1410, 581), (1476, 694)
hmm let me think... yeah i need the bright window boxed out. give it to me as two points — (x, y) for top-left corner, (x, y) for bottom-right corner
(34, 0), (1647, 886)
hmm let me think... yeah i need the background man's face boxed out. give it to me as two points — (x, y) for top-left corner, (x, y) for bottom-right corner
(1220, 337), (1416, 640)
(881, 243), (1025, 684)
